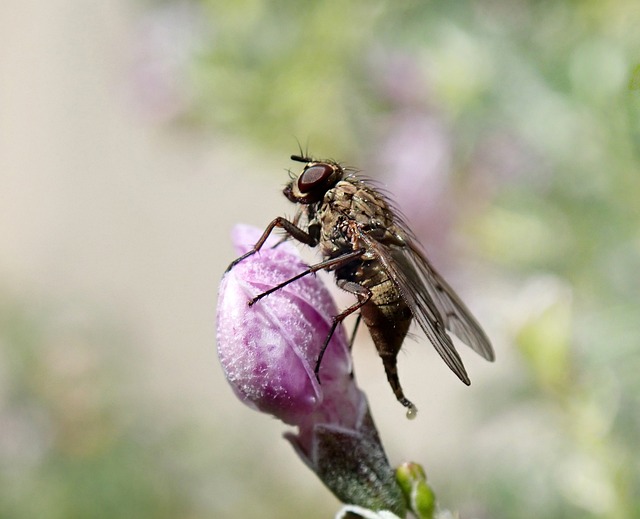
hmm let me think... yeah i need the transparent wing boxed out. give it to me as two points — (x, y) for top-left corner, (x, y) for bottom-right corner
(358, 231), (473, 385)
(358, 227), (494, 385)
(405, 240), (495, 361)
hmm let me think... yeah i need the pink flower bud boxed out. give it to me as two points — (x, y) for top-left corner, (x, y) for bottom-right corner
(216, 224), (406, 516)
(216, 224), (358, 430)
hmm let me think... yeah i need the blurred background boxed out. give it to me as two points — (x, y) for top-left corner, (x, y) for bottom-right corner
(1, 1), (639, 518)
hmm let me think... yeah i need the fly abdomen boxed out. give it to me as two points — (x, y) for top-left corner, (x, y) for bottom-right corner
(359, 276), (416, 414)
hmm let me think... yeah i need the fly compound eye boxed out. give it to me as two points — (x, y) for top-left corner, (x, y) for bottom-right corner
(298, 164), (334, 193)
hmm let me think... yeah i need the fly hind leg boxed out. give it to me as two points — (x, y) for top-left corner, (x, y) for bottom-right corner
(380, 353), (418, 419)
(314, 280), (371, 381)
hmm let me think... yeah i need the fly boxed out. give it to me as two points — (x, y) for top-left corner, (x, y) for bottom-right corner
(226, 155), (495, 417)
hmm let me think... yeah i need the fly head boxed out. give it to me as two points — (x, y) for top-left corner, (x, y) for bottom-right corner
(284, 156), (344, 204)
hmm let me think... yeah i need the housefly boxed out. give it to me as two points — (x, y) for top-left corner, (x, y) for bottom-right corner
(226, 155), (495, 417)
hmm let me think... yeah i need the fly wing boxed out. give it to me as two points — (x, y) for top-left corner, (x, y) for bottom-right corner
(358, 231), (473, 385)
(406, 241), (495, 362)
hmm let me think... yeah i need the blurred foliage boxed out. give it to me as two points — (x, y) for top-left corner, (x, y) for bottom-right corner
(0, 294), (199, 518)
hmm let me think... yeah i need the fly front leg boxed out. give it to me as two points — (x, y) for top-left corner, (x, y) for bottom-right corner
(271, 207), (306, 250)
(314, 280), (372, 381)
(225, 216), (318, 273)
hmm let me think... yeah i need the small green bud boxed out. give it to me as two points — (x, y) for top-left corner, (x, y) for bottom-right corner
(396, 462), (436, 519)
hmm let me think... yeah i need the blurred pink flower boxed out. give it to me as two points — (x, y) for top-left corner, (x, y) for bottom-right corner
(365, 51), (456, 263)
(127, 2), (207, 122)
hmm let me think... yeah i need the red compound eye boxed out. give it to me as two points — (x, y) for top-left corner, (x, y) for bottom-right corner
(298, 163), (334, 193)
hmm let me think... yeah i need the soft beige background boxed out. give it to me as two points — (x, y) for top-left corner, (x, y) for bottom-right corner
(0, 1), (500, 514)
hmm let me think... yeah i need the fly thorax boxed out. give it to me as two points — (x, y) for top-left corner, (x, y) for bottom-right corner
(316, 207), (350, 258)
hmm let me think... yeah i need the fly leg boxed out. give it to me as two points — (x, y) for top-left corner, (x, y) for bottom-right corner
(348, 314), (362, 352)
(380, 351), (417, 418)
(225, 217), (318, 272)
(248, 248), (366, 306)
(271, 206), (305, 250)
(314, 280), (371, 380)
